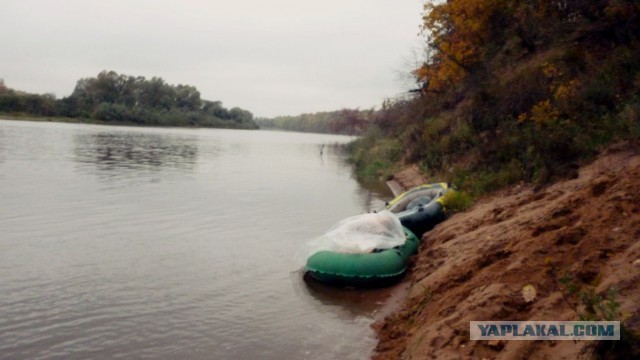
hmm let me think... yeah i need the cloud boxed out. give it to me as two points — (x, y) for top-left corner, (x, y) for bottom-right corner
(0, 0), (425, 117)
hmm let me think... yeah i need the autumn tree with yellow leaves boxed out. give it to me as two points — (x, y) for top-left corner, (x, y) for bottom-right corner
(350, 0), (640, 191)
(417, 0), (640, 93)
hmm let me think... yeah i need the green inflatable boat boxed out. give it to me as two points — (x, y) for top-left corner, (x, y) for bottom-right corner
(305, 227), (419, 288)
(303, 183), (452, 288)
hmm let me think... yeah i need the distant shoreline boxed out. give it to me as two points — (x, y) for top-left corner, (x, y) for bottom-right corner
(0, 114), (260, 130)
(1, 114), (98, 125)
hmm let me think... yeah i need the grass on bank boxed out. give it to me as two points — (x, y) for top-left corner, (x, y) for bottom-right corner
(347, 126), (403, 181)
(558, 273), (640, 359)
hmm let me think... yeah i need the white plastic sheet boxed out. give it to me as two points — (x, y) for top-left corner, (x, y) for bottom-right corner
(294, 210), (405, 268)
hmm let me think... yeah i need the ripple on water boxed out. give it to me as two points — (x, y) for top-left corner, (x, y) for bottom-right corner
(0, 121), (392, 359)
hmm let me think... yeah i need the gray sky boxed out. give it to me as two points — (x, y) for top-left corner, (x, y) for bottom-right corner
(1, 0), (425, 117)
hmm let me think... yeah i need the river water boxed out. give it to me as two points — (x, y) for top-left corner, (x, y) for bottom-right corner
(0, 120), (396, 359)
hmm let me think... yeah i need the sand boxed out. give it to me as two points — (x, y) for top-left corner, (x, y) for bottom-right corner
(373, 142), (640, 359)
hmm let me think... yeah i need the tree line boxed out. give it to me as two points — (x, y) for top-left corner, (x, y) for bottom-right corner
(256, 108), (373, 135)
(0, 71), (258, 129)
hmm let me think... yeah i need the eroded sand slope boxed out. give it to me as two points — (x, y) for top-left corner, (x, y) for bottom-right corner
(374, 143), (640, 359)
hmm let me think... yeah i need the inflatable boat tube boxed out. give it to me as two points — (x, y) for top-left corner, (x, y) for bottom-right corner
(386, 183), (451, 237)
(386, 182), (449, 213)
(305, 227), (419, 288)
(394, 198), (446, 237)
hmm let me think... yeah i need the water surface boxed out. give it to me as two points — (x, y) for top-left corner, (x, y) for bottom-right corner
(0, 120), (395, 359)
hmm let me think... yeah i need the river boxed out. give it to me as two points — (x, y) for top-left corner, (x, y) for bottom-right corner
(0, 120), (397, 359)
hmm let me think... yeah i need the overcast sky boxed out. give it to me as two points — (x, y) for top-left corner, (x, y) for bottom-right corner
(1, 0), (426, 117)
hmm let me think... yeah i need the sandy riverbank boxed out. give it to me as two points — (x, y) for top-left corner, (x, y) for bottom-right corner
(373, 142), (640, 359)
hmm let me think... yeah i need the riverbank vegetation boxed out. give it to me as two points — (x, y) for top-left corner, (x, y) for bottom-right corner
(0, 71), (258, 129)
(361, 3), (640, 359)
(348, 0), (640, 198)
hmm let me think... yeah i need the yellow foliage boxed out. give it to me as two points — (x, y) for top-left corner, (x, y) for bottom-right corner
(542, 61), (580, 103)
(553, 79), (579, 102)
(530, 100), (561, 126)
(518, 99), (561, 128)
(419, 0), (509, 91)
(542, 62), (563, 79)
(517, 112), (529, 124)
(517, 61), (578, 124)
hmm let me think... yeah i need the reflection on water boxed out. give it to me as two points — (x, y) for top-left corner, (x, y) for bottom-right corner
(0, 127), (6, 172)
(0, 120), (395, 360)
(290, 271), (406, 320)
(74, 131), (200, 177)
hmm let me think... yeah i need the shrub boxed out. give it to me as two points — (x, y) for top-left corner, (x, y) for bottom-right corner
(348, 127), (403, 181)
(441, 190), (473, 213)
